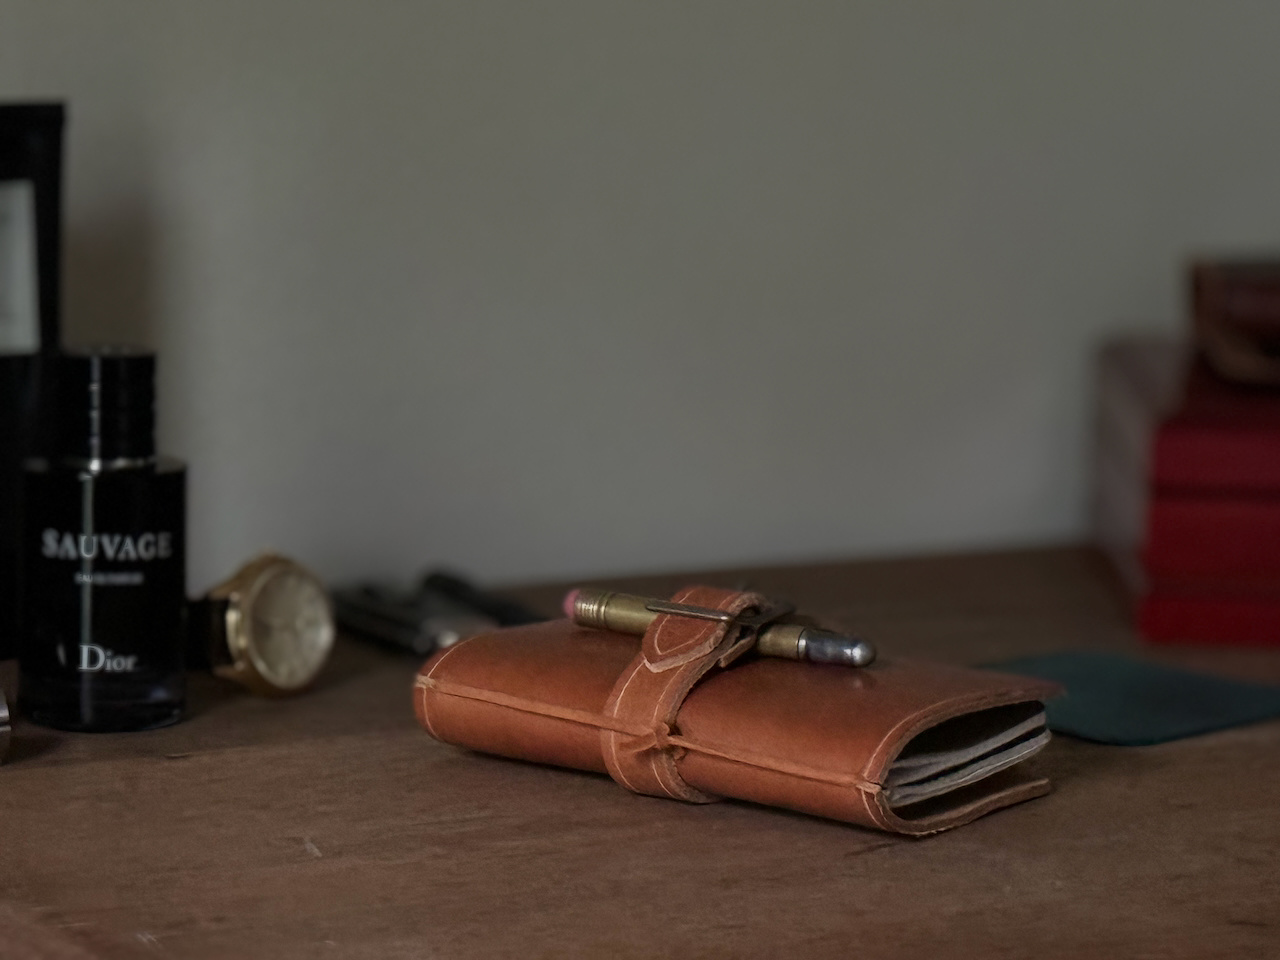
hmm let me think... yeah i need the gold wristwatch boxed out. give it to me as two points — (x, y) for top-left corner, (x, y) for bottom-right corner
(189, 553), (335, 696)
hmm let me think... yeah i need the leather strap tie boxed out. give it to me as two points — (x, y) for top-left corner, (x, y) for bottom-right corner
(601, 585), (779, 802)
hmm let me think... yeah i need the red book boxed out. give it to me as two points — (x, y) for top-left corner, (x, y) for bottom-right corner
(1140, 592), (1280, 646)
(1144, 497), (1280, 578)
(1093, 337), (1280, 644)
(1152, 362), (1280, 493)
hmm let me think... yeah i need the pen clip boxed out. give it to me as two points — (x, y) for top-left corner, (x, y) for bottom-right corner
(643, 599), (737, 623)
(644, 596), (799, 669)
(642, 598), (796, 629)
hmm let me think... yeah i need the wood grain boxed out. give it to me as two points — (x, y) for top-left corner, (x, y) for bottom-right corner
(2, 547), (1277, 959)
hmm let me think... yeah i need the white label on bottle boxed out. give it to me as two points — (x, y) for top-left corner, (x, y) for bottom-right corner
(42, 530), (175, 562)
(78, 644), (139, 673)
(0, 179), (39, 352)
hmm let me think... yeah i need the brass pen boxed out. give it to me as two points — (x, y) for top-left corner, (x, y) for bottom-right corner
(564, 588), (876, 668)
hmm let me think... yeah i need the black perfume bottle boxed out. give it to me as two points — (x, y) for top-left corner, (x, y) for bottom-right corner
(20, 348), (186, 731)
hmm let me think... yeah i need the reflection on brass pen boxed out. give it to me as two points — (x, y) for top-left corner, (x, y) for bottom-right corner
(563, 588), (876, 668)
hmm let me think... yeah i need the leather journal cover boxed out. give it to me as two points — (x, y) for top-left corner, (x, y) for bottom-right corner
(414, 586), (1061, 835)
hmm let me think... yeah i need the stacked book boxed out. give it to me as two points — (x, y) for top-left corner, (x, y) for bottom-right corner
(1095, 337), (1280, 644)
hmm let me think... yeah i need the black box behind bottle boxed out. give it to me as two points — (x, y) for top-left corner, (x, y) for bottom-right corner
(0, 103), (64, 660)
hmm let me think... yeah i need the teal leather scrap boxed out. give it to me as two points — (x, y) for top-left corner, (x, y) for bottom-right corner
(988, 651), (1280, 745)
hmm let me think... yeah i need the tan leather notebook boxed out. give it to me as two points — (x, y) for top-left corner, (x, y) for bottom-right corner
(414, 587), (1060, 836)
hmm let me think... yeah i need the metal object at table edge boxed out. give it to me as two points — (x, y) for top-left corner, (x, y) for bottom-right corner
(0, 686), (10, 763)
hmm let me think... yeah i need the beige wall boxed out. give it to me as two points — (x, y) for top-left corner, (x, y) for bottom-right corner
(4, 2), (1279, 589)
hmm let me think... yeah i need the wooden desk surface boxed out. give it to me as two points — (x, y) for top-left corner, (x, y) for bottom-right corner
(2, 547), (1278, 959)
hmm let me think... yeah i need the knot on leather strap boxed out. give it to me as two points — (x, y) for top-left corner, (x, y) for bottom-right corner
(601, 585), (766, 803)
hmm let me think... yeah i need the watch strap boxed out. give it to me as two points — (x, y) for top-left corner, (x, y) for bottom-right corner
(186, 596), (231, 671)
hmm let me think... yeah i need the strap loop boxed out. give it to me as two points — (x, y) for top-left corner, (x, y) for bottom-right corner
(601, 585), (769, 802)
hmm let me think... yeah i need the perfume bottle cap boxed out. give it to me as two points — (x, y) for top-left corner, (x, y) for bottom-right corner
(51, 346), (156, 464)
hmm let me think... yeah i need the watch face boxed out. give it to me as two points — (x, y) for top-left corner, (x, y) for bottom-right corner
(246, 562), (335, 692)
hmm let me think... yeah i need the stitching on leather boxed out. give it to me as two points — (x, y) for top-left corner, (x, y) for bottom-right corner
(643, 587), (727, 798)
(648, 586), (719, 661)
(603, 660), (645, 793)
(422, 643), (467, 682)
(650, 616), (680, 659)
(648, 587), (698, 658)
(644, 635), (719, 672)
(638, 587), (745, 799)
(420, 675), (650, 738)
(599, 587), (769, 802)
(664, 734), (878, 794)
(603, 658), (644, 795)
(420, 675), (879, 794)
(417, 644), (469, 740)
(417, 687), (438, 740)
(646, 616), (682, 795)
